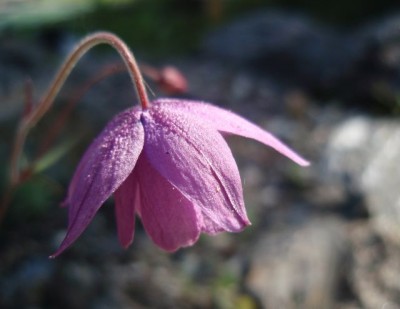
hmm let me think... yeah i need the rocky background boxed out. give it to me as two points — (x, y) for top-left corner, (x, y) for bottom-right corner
(2, 1), (400, 308)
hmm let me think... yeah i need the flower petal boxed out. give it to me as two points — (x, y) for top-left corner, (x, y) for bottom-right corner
(141, 104), (250, 235)
(51, 108), (144, 257)
(135, 154), (202, 251)
(156, 98), (310, 166)
(114, 169), (140, 248)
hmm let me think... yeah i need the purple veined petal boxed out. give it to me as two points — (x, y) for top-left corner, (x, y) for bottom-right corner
(50, 108), (145, 258)
(63, 106), (141, 206)
(114, 169), (140, 248)
(135, 154), (202, 252)
(155, 98), (310, 166)
(141, 104), (251, 235)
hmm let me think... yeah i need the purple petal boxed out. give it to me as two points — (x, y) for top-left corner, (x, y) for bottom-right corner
(135, 155), (202, 251)
(141, 104), (250, 235)
(114, 170), (140, 248)
(51, 108), (144, 257)
(155, 98), (310, 166)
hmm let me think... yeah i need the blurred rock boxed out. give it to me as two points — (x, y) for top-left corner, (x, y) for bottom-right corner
(360, 121), (400, 245)
(203, 10), (400, 112)
(245, 217), (348, 309)
(326, 116), (371, 177)
(349, 221), (400, 309)
(361, 14), (400, 68)
(0, 256), (55, 308)
(203, 10), (364, 92)
(325, 116), (400, 307)
(327, 116), (400, 245)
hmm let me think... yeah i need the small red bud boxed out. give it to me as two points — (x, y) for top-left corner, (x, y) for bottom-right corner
(158, 66), (188, 95)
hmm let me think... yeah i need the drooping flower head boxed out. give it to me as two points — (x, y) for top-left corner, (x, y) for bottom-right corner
(51, 97), (309, 257)
(4, 31), (308, 258)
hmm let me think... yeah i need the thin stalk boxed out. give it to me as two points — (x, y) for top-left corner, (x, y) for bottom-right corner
(3, 32), (149, 225)
(9, 31), (150, 186)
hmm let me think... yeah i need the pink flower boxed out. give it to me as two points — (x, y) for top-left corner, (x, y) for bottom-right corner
(51, 98), (309, 257)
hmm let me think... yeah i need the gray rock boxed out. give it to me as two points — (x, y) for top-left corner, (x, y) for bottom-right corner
(326, 116), (372, 182)
(327, 116), (400, 245)
(360, 121), (400, 245)
(203, 10), (364, 89)
(202, 10), (400, 112)
(0, 257), (55, 308)
(349, 222), (400, 309)
(245, 217), (348, 309)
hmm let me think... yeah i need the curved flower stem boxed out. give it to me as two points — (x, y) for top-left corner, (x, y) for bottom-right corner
(9, 31), (150, 186)
(36, 63), (125, 160)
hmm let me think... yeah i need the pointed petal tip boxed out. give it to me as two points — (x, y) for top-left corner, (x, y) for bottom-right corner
(49, 243), (69, 259)
(158, 99), (310, 168)
(120, 239), (133, 249)
(48, 250), (61, 259)
(236, 218), (251, 231)
(297, 157), (311, 167)
(235, 214), (251, 231)
(202, 214), (251, 235)
(282, 149), (310, 167)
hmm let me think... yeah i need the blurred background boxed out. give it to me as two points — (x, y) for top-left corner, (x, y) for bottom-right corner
(2, 0), (400, 308)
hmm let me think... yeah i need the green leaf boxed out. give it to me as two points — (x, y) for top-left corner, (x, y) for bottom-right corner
(32, 136), (80, 174)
